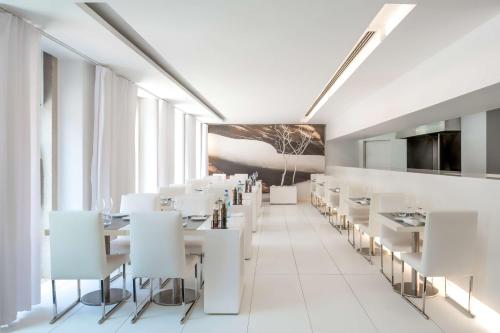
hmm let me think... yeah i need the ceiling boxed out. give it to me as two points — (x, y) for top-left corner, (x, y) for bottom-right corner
(2, 0), (500, 125)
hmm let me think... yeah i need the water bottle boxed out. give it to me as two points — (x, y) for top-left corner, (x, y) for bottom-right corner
(224, 189), (231, 218)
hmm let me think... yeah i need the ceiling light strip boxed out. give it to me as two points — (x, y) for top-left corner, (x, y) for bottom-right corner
(305, 31), (375, 118)
(79, 2), (225, 122)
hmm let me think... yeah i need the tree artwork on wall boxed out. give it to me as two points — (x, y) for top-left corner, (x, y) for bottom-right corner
(207, 124), (325, 193)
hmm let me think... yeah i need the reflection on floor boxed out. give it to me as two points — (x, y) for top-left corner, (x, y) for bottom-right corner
(2, 203), (494, 333)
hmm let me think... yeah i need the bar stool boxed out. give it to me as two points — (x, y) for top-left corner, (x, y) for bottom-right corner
(129, 211), (199, 324)
(49, 211), (129, 324)
(400, 211), (478, 319)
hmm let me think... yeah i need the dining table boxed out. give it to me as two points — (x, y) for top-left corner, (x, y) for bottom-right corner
(378, 212), (439, 298)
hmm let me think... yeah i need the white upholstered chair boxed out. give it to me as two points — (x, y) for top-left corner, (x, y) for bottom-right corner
(338, 183), (368, 247)
(358, 193), (408, 265)
(49, 211), (129, 324)
(213, 173), (227, 180)
(400, 211), (478, 319)
(159, 185), (188, 198)
(230, 173), (248, 183)
(120, 193), (158, 214)
(186, 179), (209, 193)
(325, 178), (341, 232)
(111, 193), (158, 256)
(174, 193), (215, 218)
(129, 211), (199, 324)
(310, 174), (318, 204)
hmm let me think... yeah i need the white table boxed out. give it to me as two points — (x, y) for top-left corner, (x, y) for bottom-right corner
(242, 191), (258, 232)
(378, 213), (438, 298)
(198, 216), (245, 314)
(231, 205), (253, 259)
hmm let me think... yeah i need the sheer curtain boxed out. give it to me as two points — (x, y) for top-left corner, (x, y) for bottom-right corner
(0, 12), (41, 326)
(91, 66), (137, 211)
(158, 100), (175, 188)
(184, 114), (197, 181)
(137, 97), (158, 193)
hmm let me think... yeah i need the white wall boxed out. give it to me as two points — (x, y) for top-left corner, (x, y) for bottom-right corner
(324, 13), (500, 140)
(461, 112), (487, 176)
(137, 97), (158, 192)
(327, 165), (500, 314)
(57, 58), (94, 210)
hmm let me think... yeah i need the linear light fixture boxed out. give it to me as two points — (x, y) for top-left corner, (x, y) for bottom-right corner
(303, 3), (416, 122)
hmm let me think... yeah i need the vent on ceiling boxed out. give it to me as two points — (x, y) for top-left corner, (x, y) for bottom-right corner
(305, 30), (376, 117)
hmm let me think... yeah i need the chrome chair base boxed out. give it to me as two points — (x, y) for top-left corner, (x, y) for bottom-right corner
(153, 288), (196, 305)
(81, 289), (131, 306)
(393, 282), (439, 298)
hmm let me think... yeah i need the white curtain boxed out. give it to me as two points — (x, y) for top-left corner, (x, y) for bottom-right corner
(158, 100), (175, 188)
(137, 97), (158, 193)
(91, 66), (137, 211)
(184, 114), (197, 181)
(0, 12), (41, 326)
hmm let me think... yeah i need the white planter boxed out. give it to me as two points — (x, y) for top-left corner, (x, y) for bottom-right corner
(270, 185), (297, 205)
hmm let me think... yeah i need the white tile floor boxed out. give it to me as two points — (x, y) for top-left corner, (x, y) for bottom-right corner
(1, 203), (494, 333)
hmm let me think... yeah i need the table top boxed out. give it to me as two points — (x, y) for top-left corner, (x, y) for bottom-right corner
(348, 197), (371, 207)
(378, 212), (426, 233)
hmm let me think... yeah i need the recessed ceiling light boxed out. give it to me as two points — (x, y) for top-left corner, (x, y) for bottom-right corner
(303, 3), (416, 122)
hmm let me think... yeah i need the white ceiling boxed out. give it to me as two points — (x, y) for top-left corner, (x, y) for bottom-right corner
(2, 0), (500, 125)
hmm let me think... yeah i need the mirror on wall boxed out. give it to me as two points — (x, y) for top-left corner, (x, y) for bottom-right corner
(327, 108), (500, 179)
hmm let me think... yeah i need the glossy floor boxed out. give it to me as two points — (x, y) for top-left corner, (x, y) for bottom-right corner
(2, 203), (494, 333)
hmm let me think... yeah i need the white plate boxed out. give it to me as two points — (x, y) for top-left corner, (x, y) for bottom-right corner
(111, 213), (129, 218)
(190, 215), (208, 221)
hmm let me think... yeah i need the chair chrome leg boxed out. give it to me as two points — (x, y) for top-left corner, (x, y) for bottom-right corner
(468, 276), (473, 315)
(98, 274), (131, 324)
(49, 280), (81, 324)
(391, 251), (394, 285)
(131, 277), (152, 324)
(180, 278), (199, 324)
(422, 277), (427, 315)
(444, 276), (475, 318)
(400, 264), (430, 320)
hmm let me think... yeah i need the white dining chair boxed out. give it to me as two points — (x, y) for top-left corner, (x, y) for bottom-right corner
(230, 173), (248, 183)
(400, 211), (478, 319)
(325, 177), (341, 232)
(111, 193), (159, 257)
(159, 184), (188, 198)
(129, 211), (199, 324)
(186, 179), (209, 193)
(358, 193), (408, 265)
(213, 173), (227, 180)
(310, 174), (318, 205)
(120, 193), (159, 214)
(174, 193), (215, 218)
(49, 211), (129, 324)
(339, 183), (367, 247)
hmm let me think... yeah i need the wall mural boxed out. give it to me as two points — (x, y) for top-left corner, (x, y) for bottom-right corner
(208, 124), (325, 193)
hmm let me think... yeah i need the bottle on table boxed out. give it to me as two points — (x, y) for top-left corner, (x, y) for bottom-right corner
(221, 201), (227, 229)
(224, 189), (231, 217)
(233, 187), (238, 205)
